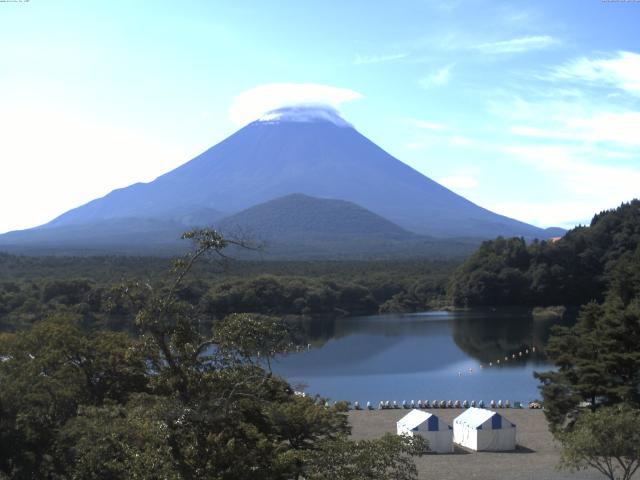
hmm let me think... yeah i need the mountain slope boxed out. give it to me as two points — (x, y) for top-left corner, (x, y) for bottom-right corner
(0, 208), (224, 255)
(0, 106), (563, 256)
(39, 107), (553, 239)
(0, 218), (189, 255)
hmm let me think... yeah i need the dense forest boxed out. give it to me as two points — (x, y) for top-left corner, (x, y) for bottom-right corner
(0, 254), (456, 332)
(536, 240), (640, 427)
(0, 230), (428, 479)
(447, 200), (640, 307)
(532, 239), (640, 480)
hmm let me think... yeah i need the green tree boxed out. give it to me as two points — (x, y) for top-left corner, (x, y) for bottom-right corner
(0, 316), (148, 478)
(213, 312), (297, 371)
(536, 296), (640, 430)
(558, 406), (640, 480)
(448, 201), (640, 308)
(54, 399), (178, 480)
(301, 434), (427, 480)
(536, 247), (640, 479)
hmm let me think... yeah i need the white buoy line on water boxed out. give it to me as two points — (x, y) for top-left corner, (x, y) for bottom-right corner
(461, 345), (538, 373)
(293, 345), (542, 411)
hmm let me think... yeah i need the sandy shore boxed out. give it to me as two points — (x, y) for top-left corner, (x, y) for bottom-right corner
(348, 408), (621, 480)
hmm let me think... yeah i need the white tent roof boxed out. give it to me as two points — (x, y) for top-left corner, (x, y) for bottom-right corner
(454, 408), (499, 428)
(398, 409), (432, 430)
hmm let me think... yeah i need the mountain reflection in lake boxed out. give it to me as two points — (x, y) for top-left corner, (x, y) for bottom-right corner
(272, 310), (567, 404)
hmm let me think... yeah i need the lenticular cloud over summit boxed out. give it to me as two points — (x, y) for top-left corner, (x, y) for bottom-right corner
(229, 83), (362, 126)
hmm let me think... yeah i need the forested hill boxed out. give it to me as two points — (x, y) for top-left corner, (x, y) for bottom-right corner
(447, 200), (640, 307)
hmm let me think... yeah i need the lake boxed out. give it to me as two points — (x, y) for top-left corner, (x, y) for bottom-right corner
(272, 309), (565, 406)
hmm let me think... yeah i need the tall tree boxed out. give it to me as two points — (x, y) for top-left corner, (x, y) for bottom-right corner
(0, 316), (148, 478)
(558, 406), (640, 480)
(536, 298), (640, 430)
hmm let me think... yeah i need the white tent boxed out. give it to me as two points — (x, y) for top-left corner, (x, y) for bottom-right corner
(396, 409), (453, 453)
(453, 407), (516, 451)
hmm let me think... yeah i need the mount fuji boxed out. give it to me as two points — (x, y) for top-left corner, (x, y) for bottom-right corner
(0, 106), (562, 257)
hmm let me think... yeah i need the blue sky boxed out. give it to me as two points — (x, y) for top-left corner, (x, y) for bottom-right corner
(1, 0), (639, 233)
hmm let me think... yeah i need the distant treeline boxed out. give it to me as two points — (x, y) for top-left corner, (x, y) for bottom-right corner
(447, 200), (640, 307)
(0, 255), (457, 331)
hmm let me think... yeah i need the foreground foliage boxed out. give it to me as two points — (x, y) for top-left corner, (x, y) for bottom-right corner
(301, 434), (427, 480)
(536, 233), (640, 479)
(558, 406), (640, 480)
(0, 230), (425, 479)
(535, 244), (640, 430)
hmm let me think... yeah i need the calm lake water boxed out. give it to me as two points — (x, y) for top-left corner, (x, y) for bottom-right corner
(272, 309), (565, 405)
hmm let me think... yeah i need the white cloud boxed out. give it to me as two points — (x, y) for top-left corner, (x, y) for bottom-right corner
(486, 79), (640, 227)
(478, 52), (640, 227)
(228, 83), (363, 126)
(548, 51), (640, 96)
(404, 142), (426, 150)
(565, 112), (640, 146)
(354, 52), (408, 65)
(489, 91), (640, 148)
(419, 64), (453, 89)
(405, 118), (447, 131)
(440, 175), (478, 191)
(402, 117), (474, 150)
(503, 144), (640, 216)
(475, 35), (557, 54)
(439, 166), (480, 192)
(511, 111), (640, 147)
(485, 200), (594, 229)
(480, 144), (640, 228)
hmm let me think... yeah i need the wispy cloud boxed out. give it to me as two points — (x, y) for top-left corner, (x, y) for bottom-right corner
(354, 52), (408, 65)
(503, 144), (640, 217)
(511, 111), (640, 147)
(404, 142), (426, 151)
(547, 51), (640, 96)
(402, 117), (475, 151)
(229, 83), (363, 126)
(484, 50), (640, 226)
(440, 173), (479, 191)
(485, 200), (594, 229)
(419, 64), (454, 89)
(404, 118), (447, 131)
(475, 35), (557, 54)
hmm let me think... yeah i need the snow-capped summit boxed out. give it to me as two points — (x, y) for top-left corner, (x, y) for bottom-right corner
(257, 105), (353, 128)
